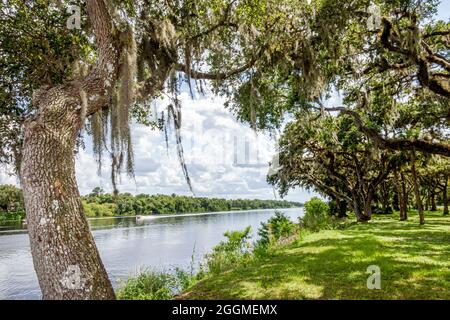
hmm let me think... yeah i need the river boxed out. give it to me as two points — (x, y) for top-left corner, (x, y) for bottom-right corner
(0, 207), (303, 300)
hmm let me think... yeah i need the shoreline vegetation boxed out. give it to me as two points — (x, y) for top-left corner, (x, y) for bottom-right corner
(0, 185), (302, 222)
(117, 198), (450, 300)
(82, 189), (302, 218)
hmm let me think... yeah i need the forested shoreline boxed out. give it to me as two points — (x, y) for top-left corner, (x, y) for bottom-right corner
(0, 185), (301, 220)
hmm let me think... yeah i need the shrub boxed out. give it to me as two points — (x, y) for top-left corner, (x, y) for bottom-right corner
(117, 269), (175, 300)
(204, 226), (252, 275)
(174, 267), (198, 292)
(0, 185), (25, 221)
(256, 212), (296, 251)
(373, 206), (393, 215)
(300, 197), (335, 232)
(83, 202), (117, 217)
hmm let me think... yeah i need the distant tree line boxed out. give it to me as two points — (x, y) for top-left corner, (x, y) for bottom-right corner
(0, 185), (301, 219)
(0, 185), (25, 220)
(82, 187), (302, 217)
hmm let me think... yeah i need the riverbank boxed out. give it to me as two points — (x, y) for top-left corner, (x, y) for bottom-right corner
(181, 210), (450, 300)
(81, 192), (303, 218)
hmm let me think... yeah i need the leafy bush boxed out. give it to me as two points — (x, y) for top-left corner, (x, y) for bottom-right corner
(256, 212), (296, 251)
(118, 226), (255, 300)
(0, 211), (25, 222)
(0, 185), (25, 221)
(300, 197), (335, 232)
(174, 267), (199, 292)
(204, 226), (252, 275)
(373, 206), (393, 215)
(83, 202), (117, 217)
(117, 269), (175, 300)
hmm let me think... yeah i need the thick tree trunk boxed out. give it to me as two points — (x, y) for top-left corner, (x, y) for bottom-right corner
(352, 193), (372, 222)
(363, 196), (373, 219)
(20, 90), (115, 300)
(410, 152), (425, 225)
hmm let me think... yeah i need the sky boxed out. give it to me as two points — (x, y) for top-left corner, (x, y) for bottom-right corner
(0, 1), (448, 203)
(0, 91), (316, 202)
(71, 92), (316, 202)
(437, 0), (450, 20)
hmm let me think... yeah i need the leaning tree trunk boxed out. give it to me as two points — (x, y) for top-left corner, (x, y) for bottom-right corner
(20, 88), (115, 300)
(362, 193), (373, 220)
(410, 151), (425, 225)
(351, 192), (372, 222)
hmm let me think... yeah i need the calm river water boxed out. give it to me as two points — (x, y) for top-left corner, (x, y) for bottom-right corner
(0, 207), (303, 299)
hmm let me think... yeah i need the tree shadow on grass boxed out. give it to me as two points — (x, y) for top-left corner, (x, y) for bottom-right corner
(183, 217), (450, 300)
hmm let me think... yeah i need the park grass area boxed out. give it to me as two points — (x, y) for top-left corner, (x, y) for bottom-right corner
(181, 210), (450, 300)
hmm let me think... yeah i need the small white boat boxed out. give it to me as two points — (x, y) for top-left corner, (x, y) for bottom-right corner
(135, 215), (153, 225)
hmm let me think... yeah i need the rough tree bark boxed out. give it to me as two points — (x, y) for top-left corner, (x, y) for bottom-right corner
(19, 0), (120, 299)
(351, 191), (373, 222)
(20, 87), (115, 299)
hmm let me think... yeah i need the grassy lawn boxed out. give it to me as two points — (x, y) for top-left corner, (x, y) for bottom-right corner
(181, 211), (450, 300)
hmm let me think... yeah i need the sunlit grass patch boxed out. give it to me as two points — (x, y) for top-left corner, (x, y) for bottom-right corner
(183, 210), (450, 300)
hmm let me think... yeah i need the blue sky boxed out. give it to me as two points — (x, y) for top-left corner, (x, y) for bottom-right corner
(437, 0), (450, 20)
(1, 2), (448, 203)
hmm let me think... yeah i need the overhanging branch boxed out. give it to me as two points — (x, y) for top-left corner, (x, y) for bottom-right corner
(175, 44), (266, 80)
(175, 58), (257, 80)
(326, 107), (450, 157)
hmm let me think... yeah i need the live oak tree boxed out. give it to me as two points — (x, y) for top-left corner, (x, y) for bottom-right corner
(316, 1), (450, 157)
(233, 0), (448, 221)
(0, 0), (297, 299)
(268, 111), (400, 222)
(228, 0), (449, 156)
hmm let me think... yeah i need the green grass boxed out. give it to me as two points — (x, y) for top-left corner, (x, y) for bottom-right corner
(181, 210), (450, 300)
